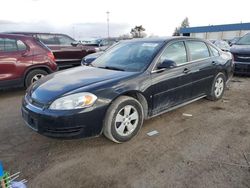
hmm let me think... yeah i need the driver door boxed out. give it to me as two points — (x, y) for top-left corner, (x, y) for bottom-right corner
(151, 41), (193, 115)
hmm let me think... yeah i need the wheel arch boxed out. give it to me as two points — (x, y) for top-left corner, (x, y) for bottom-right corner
(22, 65), (53, 87)
(23, 65), (53, 79)
(117, 90), (149, 119)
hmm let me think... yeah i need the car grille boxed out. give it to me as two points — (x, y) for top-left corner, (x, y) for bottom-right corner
(43, 126), (84, 137)
(233, 53), (250, 63)
(235, 64), (250, 73)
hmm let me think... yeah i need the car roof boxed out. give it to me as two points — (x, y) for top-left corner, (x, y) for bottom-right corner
(125, 37), (207, 43)
(0, 33), (34, 40)
(3, 31), (71, 36)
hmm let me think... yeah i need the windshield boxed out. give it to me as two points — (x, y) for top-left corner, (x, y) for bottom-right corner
(91, 41), (163, 72)
(236, 34), (250, 45)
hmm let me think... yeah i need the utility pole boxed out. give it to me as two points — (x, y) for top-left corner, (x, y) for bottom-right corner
(106, 11), (110, 39)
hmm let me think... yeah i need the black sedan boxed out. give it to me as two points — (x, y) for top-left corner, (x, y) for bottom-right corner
(22, 37), (234, 143)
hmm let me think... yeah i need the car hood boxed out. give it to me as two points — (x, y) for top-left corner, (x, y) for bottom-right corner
(29, 66), (137, 104)
(230, 44), (250, 54)
(85, 51), (104, 59)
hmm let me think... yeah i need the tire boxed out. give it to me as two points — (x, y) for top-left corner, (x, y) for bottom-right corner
(25, 69), (48, 88)
(103, 96), (144, 143)
(207, 72), (226, 101)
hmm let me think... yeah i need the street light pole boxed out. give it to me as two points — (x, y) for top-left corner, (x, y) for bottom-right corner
(106, 11), (110, 39)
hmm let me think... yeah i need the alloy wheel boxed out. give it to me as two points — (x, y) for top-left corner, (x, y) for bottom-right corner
(115, 105), (139, 137)
(214, 77), (224, 98)
(31, 74), (44, 84)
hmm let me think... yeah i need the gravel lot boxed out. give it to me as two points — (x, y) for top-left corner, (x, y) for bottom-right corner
(0, 76), (250, 188)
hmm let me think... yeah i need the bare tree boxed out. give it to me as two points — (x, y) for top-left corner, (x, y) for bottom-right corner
(181, 17), (190, 28)
(130, 25), (146, 38)
(172, 17), (190, 36)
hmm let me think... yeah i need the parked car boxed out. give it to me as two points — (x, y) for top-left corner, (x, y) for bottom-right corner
(210, 40), (230, 52)
(81, 51), (104, 65)
(228, 37), (241, 46)
(5, 32), (98, 68)
(84, 38), (118, 51)
(22, 37), (233, 143)
(0, 34), (57, 89)
(230, 33), (250, 75)
(81, 42), (120, 65)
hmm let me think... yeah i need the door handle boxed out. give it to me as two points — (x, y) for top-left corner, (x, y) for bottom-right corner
(183, 68), (190, 74)
(212, 61), (216, 65)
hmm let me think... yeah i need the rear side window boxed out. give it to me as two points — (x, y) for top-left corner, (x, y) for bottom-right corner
(0, 38), (27, 52)
(209, 45), (220, 56)
(17, 40), (27, 51)
(0, 38), (4, 52)
(5, 38), (18, 52)
(186, 41), (210, 61)
(159, 41), (187, 65)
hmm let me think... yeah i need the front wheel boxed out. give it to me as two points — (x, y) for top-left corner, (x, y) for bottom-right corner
(207, 72), (226, 101)
(25, 69), (48, 88)
(103, 96), (144, 143)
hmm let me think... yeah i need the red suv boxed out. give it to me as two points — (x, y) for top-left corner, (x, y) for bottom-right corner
(6, 32), (98, 68)
(0, 34), (57, 89)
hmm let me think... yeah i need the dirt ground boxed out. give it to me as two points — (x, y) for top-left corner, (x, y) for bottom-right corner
(0, 76), (250, 188)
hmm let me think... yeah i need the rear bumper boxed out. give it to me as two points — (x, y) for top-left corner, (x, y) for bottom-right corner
(234, 61), (250, 75)
(56, 60), (81, 69)
(21, 97), (108, 139)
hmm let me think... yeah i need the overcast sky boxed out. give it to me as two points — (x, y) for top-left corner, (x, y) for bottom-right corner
(0, 0), (250, 39)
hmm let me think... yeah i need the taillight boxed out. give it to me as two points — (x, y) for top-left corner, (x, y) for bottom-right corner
(48, 52), (55, 62)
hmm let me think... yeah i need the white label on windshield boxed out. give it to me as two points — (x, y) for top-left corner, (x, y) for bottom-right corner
(142, 43), (158, 47)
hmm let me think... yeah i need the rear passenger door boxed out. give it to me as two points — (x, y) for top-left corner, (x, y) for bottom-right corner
(151, 41), (193, 115)
(0, 38), (29, 82)
(185, 40), (217, 98)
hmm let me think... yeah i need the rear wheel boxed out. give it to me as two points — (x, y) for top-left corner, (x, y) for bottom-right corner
(103, 96), (144, 143)
(25, 69), (48, 88)
(207, 72), (226, 101)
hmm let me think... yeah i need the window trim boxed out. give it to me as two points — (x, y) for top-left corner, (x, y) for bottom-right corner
(207, 43), (221, 57)
(151, 39), (214, 73)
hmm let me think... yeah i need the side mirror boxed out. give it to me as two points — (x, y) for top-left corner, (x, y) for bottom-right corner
(157, 59), (177, 69)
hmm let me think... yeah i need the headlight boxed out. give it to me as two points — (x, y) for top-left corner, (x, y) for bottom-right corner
(49, 92), (97, 110)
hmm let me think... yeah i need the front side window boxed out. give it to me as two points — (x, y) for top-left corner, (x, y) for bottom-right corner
(159, 42), (187, 65)
(57, 35), (75, 45)
(186, 41), (210, 61)
(37, 34), (59, 45)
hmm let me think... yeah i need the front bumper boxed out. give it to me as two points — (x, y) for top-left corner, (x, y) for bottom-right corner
(234, 61), (250, 75)
(21, 97), (108, 139)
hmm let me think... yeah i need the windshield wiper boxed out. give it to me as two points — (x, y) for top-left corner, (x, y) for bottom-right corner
(99, 66), (125, 71)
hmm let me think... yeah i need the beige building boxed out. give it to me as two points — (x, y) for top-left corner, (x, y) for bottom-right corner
(180, 23), (250, 40)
